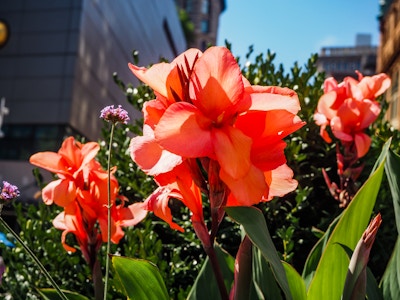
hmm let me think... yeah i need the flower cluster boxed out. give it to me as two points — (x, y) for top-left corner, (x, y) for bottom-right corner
(314, 71), (391, 158)
(314, 71), (391, 207)
(30, 137), (146, 262)
(100, 105), (130, 124)
(0, 181), (20, 203)
(128, 46), (305, 236)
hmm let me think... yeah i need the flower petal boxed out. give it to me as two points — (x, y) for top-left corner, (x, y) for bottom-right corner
(354, 132), (371, 158)
(155, 102), (213, 158)
(222, 165), (266, 206)
(144, 186), (184, 232)
(212, 126), (252, 180)
(130, 125), (182, 175)
(247, 85), (301, 115)
(119, 202), (148, 227)
(29, 152), (67, 175)
(264, 164), (298, 200)
(42, 179), (76, 206)
(189, 46), (244, 120)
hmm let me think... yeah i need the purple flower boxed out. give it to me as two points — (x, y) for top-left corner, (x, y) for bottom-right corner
(100, 105), (130, 124)
(0, 181), (20, 202)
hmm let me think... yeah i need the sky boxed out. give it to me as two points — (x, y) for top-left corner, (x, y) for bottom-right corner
(217, 0), (381, 69)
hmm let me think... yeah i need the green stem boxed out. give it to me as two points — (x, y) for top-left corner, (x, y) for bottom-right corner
(0, 215), (68, 300)
(104, 123), (115, 300)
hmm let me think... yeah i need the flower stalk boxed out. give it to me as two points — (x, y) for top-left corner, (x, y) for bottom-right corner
(103, 122), (115, 299)
(100, 104), (130, 299)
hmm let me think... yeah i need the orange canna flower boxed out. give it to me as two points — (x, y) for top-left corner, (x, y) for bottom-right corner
(314, 71), (390, 158)
(129, 46), (304, 229)
(30, 137), (146, 256)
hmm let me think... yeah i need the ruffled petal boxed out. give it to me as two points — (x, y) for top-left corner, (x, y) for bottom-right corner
(144, 186), (184, 232)
(264, 164), (298, 200)
(212, 126), (252, 180)
(189, 46), (244, 120)
(29, 152), (67, 175)
(42, 179), (76, 206)
(130, 125), (182, 175)
(354, 132), (371, 158)
(247, 85), (301, 115)
(129, 48), (202, 100)
(222, 165), (267, 206)
(155, 102), (213, 158)
(58, 137), (82, 169)
(119, 202), (148, 227)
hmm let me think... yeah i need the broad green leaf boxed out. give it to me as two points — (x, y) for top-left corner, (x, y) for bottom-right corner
(385, 148), (400, 233)
(301, 214), (340, 287)
(306, 140), (389, 300)
(380, 148), (400, 299)
(251, 247), (283, 300)
(38, 289), (89, 300)
(112, 256), (169, 300)
(225, 206), (292, 300)
(283, 262), (307, 300)
(380, 237), (400, 299)
(303, 139), (391, 287)
(187, 244), (235, 300)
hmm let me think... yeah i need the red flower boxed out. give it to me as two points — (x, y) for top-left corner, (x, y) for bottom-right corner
(314, 71), (390, 158)
(129, 46), (304, 230)
(30, 137), (146, 258)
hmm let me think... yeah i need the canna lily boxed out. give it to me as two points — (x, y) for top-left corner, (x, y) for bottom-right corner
(129, 46), (305, 212)
(314, 71), (390, 158)
(314, 71), (390, 207)
(129, 46), (305, 300)
(30, 137), (146, 258)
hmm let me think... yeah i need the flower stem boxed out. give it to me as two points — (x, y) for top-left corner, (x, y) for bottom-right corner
(0, 214), (68, 300)
(104, 123), (115, 300)
(204, 244), (229, 300)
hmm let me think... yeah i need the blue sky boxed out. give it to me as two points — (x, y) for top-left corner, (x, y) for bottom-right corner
(217, 0), (381, 69)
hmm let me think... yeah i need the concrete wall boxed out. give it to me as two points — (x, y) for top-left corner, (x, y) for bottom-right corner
(70, 0), (187, 140)
(0, 0), (186, 202)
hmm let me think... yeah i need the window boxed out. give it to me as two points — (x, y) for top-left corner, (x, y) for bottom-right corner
(202, 0), (210, 14)
(201, 20), (209, 33)
(0, 124), (81, 160)
(185, 0), (193, 12)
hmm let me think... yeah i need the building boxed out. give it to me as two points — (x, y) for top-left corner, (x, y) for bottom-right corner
(377, 0), (400, 128)
(0, 0), (187, 201)
(316, 34), (377, 81)
(176, 0), (226, 50)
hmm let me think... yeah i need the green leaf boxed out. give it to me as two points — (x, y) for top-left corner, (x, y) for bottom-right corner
(112, 256), (169, 300)
(301, 214), (340, 287)
(283, 262), (307, 300)
(225, 206), (292, 300)
(251, 247), (283, 300)
(306, 140), (390, 300)
(385, 148), (400, 233)
(380, 237), (400, 299)
(38, 289), (90, 300)
(380, 148), (400, 299)
(187, 244), (234, 300)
